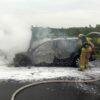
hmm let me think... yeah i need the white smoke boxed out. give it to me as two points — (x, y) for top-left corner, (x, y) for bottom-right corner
(30, 26), (69, 49)
(0, 15), (32, 63)
(35, 27), (52, 39)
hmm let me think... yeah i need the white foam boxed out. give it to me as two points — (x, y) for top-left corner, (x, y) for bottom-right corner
(0, 60), (100, 82)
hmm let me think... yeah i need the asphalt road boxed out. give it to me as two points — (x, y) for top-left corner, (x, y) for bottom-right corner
(15, 81), (100, 100)
(0, 79), (100, 100)
(0, 80), (30, 100)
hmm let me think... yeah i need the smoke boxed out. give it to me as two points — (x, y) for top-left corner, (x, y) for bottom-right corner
(0, 15), (31, 62)
(0, 14), (75, 64)
(35, 28), (52, 39)
(0, 15), (67, 63)
(31, 26), (69, 49)
(30, 27), (53, 49)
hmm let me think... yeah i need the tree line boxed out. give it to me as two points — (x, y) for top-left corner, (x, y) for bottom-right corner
(31, 24), (100, 38)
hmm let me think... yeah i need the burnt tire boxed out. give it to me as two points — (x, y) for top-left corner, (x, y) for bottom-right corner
(14, 54), (32, 67)
(73, 56), (80, 68)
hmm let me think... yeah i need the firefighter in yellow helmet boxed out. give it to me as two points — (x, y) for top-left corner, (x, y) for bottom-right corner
(78, 34), (95, 71)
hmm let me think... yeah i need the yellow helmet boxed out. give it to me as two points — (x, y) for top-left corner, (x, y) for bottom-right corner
(78, 34), (84, 38)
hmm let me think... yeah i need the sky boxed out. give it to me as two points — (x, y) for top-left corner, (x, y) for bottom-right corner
(0, 0), (100, 28)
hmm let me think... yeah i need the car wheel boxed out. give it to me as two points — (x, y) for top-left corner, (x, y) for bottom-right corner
(14, 58), (20, 67)
(19, 58), (27, 66)
(73, 56), (80, 67)
(20, 57), (32, 67)
(14, 55), (32, 67)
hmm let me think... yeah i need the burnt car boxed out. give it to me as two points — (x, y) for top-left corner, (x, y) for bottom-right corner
(13, 37), (96, 67)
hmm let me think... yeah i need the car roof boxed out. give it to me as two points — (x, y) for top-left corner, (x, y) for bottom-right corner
(49, 37), (78, 41)
(37, 37), (78, 45)
(30, 37), (78, 51)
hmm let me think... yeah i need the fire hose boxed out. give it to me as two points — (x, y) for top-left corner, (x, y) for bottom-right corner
(11, 76), (100, 100)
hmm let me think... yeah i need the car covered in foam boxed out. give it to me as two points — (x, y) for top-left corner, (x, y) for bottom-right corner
(13, 37), (96, 67)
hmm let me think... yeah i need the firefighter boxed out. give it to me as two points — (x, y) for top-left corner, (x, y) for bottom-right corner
(78, 34), (95, 71)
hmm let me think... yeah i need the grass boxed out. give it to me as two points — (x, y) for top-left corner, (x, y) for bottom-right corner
(96, 53), (100, 60)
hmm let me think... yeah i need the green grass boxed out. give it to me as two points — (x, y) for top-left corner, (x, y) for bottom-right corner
(96, 53), (100, 60)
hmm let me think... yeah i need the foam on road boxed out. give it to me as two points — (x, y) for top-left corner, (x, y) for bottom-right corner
(0, 60), (100, 82)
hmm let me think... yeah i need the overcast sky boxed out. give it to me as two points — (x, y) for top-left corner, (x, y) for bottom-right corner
(0, 0), (100, 28)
